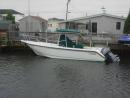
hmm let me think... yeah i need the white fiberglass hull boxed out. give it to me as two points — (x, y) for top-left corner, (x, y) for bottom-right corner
(21, 40), (105, 61)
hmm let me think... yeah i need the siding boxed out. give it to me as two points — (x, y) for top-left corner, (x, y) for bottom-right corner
(19, 16), (47, 32)
(70, 16), (125, 34)
(101, 16), (124, 34)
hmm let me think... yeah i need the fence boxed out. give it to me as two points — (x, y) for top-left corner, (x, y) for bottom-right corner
(7, 31), (126, 46)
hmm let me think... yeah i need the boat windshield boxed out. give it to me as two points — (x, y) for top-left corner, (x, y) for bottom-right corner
(59, 34), (84, 49)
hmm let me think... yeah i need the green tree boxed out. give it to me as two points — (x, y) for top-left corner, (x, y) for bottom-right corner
(123, 11), (130, 34)
(6, 12), (15, 23)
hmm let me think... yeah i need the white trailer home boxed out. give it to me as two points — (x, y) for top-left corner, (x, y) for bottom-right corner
(59, 13), (126, 34)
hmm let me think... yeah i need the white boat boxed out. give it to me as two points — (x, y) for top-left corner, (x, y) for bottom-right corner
(21, 33), (120, 62)
(21, 40), (105, 61)
(21, 0), (120, 63)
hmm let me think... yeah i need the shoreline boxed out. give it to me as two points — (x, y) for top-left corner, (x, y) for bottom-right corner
(0, 45), (130, 57)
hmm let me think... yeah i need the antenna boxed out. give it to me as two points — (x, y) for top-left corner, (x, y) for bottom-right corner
(101, 6), (106, 14)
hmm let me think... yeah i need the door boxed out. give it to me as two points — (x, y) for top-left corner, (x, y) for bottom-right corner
(92, 22), (97, 34)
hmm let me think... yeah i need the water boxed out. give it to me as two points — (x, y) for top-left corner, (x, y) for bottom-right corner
(0, 53), (130, 98)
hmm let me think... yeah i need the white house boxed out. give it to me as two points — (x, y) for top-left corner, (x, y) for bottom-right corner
(59, 13), (126, 34)
(0, 9), (24, 22)
(47, 18), (64, 32)
(19, 16), (47, 32)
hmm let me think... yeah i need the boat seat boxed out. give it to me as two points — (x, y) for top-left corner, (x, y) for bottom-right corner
(74, 44), (84, 48)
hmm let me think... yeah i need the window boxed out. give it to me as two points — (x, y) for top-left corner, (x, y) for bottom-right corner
(48, 24), (52, 27)
(116, 22), (121, 30)
(50, 24), (52, 27)
(86, 24), (88, 30)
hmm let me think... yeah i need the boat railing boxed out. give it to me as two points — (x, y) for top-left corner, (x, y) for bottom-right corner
(19, 32), (60, 44)
(19, 31), (124, 46)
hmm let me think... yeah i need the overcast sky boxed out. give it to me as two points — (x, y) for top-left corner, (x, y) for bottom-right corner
(0, 0), (130, 19)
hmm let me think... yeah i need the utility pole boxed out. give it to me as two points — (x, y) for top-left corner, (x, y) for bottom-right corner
(101, 6), (106, 14)
(28, 0), (30, 16)
(86, 12), (88, 17)
(28, 0), (30, 32)
(88, 19), (92, 47)
(65, 0), (71, 29)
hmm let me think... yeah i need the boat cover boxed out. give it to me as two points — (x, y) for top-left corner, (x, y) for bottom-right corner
(56, 29), (80, 33)
(118, 35), (130, 44)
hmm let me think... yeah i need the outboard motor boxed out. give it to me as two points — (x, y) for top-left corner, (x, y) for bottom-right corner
(101, 48), (120, 63)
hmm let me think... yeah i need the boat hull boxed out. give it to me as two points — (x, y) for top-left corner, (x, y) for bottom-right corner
(22, 40), (105, 61)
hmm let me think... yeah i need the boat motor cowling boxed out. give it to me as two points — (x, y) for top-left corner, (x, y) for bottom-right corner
(101, 48), (120, 63)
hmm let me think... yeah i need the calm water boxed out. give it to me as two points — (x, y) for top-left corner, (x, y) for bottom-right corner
(0, 53), (130, 98)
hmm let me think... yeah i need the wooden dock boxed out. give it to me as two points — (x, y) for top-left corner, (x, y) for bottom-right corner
(0, 31), (130, 56)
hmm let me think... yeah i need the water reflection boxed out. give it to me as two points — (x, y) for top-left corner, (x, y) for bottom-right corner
(54, 61), (84, 98)
(0, 54), (130, 98)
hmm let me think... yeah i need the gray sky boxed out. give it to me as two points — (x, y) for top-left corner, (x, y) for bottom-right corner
(0, 0), (130, 19)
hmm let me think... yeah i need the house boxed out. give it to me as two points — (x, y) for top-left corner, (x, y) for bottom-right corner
(0, 11), (21, 46)
(19, 16), (47, 32)
(0, 9), (24, 21)
(0, 20), (12, 46)
(47, 18), (64, 32)
(59, 13), (126, 34)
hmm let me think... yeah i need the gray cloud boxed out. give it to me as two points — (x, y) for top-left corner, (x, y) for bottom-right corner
(0, 0), (129, 19)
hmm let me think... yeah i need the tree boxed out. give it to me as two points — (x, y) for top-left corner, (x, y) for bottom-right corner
(6, 12), (15, 23)
(123, 11), (130, 34)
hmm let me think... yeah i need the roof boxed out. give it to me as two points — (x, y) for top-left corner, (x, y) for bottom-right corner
(19, 16), (47, 22)
(31, 16), (47, 22)
(0, 9), (24, 15)
(48, 18), (64, 21)
(60, 13), (126, 23)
